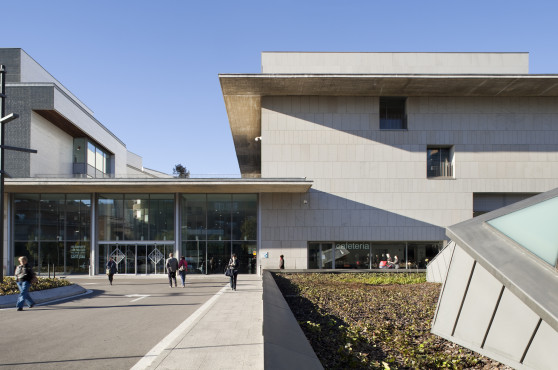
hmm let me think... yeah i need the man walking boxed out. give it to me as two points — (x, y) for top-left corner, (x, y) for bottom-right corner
(166, 253), (179, 288)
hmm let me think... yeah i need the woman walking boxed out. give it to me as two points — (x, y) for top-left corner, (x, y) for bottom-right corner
(178, 256), (188, 287)
(106, 257), (117, 285)
(14, 256), (36, 311)
(227, 253), (239, 291)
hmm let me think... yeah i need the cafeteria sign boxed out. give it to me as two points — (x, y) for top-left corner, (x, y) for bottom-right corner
(70, 245), (86, 259)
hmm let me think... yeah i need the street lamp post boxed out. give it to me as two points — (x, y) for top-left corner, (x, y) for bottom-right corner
(0, 65), (37, 280)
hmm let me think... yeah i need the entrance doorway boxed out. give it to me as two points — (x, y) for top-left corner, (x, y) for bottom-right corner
(182, 240), (257, 275)
(99, 243), (174, 274)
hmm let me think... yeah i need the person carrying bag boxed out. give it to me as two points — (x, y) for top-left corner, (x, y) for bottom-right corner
(227, 254), (239, 291)
(178, 256), (188, 288)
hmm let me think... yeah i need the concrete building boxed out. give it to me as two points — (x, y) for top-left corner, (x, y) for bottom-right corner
(221, 51), (558, 270)
(2, 49), (558, 277)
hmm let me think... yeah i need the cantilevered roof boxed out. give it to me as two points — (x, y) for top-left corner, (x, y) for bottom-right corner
(446, 187), (558, 333)
(220, 73), (558, 176)
(5, 177), (312, 194)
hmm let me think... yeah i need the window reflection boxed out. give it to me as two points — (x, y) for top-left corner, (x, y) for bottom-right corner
(308, 241), (441, 269)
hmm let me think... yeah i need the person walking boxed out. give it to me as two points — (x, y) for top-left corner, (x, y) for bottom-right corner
(178, 256), (188, 287)
(106, 257), (117, 285)
(166, 253), (179, 288)
(279, 255), (285, 269)
(14, 256), (37, 311)
(227, 253), (239, 291)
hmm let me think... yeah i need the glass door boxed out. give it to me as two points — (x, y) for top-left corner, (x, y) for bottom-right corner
(137, 245), (147, 274)
(207, 241), (229, 275)
(233, 241), (257, 274)
(124, 245), (136, 274)
(146, 244), (167, 274)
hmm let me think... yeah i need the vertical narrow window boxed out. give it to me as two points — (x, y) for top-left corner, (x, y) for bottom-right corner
(380, 97), (407, 129)
(427, 146), (454, 178)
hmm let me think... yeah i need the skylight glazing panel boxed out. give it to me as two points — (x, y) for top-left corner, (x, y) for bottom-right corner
(487, 196), (558, 267)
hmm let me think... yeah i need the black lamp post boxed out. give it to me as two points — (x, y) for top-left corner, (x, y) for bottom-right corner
(0, 65), (37, 280)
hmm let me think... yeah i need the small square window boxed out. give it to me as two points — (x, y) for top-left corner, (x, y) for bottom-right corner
(380, 97), (407, 129)
(427, 146), (454, 178)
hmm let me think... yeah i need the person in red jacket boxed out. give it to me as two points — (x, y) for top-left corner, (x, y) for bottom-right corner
(178, 256), (188, 288)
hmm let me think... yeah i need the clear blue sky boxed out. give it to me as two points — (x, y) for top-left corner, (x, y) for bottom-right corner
(3, 0), (557, 176)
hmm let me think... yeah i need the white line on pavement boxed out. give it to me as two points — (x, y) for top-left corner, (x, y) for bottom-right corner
(131, 284), (228, 370)
(126, 294), (150, 302)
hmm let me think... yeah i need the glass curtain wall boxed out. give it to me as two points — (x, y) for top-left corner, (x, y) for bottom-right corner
(98, 194), (175, 274)
(308, 241), (441, 269)
(181, 194), (257, 274)
(13, 194), (91, 274)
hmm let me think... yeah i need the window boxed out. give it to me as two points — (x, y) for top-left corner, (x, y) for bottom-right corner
(380, 97), (407, 129)
(73, 138), (113, 178)
(427, 146), (454, 178)
(473, 193), (537, 218)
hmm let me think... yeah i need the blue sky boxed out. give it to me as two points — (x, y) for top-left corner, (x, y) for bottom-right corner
(3, 0), (557, 176)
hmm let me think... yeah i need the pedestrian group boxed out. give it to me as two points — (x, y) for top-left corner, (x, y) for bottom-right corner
(13, 251), (243, 311)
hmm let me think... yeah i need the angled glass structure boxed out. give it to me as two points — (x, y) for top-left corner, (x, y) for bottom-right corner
(429, 188), (558, 369)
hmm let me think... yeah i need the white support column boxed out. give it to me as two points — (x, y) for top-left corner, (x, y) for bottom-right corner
(257, 193), (262, 276)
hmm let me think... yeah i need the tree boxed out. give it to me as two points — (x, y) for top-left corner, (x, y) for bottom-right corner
(173, 164), (190, 178)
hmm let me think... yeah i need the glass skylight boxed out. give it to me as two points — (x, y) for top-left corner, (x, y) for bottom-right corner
(487, 196), (558, 267)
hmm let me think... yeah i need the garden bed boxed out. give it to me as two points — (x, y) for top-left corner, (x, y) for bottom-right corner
(1, 276), (72, 296)
(273, 272), (511, 369)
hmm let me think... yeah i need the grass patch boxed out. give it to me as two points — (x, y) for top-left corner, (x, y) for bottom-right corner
(274, 272), (510, 369)
(1, 276), (72, 296)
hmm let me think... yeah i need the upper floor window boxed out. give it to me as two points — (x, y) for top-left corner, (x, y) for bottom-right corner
(427, 146), (454, 178)
(380, 97), (407, 130)
(73, 138), (113, 178)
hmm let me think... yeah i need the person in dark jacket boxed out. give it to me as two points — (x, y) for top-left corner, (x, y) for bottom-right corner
(227, 254), (239, 291)
(106, 257), (117, 285)
(279, 255), (285, 269)
(166, 253), (179, 288)
(14, 256), (36, 311)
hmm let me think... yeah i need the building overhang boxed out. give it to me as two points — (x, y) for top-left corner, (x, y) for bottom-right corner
(5, 178), (312, 194)
(220, 73), (558, 176)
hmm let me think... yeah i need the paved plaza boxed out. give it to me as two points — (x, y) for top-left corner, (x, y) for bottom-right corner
(0, 274), (263, 370)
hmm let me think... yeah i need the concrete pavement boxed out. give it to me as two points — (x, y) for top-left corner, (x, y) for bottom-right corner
(1, 274), (265, 369)
(135, 274), (264, 370)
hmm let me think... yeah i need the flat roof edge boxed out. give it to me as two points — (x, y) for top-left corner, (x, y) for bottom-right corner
(5, 178), (313, 194)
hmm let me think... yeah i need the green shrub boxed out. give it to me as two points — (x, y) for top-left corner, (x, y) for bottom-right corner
(274, 273), (509, 369)
(1, 276), (72, 296)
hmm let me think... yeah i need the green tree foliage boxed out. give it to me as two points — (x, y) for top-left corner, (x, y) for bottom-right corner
(173, 164), (190, 178)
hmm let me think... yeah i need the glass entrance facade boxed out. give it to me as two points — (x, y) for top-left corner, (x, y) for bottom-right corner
(181, 194), (258, 274)
(99, 243), (174, 274)
(12, 192), (258, 275)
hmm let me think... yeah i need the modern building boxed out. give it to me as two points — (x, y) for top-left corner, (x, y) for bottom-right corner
(2, 49), (558, 276)
(221, 51), (558, 271)
(428, 187), (558, 369)
(0, 48), (309, 276)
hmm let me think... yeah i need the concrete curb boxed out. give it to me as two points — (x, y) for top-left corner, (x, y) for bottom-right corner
(0, 284), (87, 308)
(262, 270), (323, 370)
